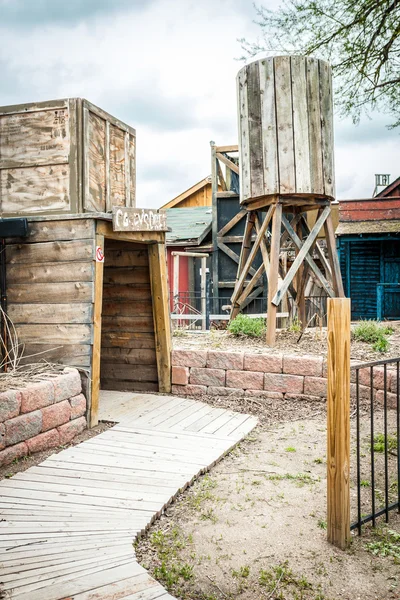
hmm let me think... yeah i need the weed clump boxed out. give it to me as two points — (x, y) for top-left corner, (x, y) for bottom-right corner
(228, 314), (265, 338)
(353, 320), (393, 353)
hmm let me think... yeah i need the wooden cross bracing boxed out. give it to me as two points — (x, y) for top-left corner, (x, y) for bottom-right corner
(230, 198), (344, 346)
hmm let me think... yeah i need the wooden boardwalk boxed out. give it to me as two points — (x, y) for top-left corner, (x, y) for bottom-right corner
(0, 392), (257, 599)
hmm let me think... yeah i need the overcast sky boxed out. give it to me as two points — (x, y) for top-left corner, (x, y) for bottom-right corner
(1, 0), (399, 208)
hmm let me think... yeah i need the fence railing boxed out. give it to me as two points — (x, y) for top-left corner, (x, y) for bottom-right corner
(352, 357), (400, 535)
(171, 292), (328, 331)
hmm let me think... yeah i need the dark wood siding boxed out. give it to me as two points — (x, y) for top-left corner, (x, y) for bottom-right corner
(100, 239), (158, 392)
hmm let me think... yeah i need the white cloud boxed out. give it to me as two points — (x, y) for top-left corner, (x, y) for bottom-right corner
(0, 0), (399, 207)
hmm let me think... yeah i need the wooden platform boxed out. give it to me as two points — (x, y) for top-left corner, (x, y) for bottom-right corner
(0, 392), (257, 599)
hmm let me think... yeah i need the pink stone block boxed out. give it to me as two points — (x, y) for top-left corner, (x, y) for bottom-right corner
(0, 424), (5, 450)
(69, 394), (87, 419)
(190, 368), (225, 387)
(304, 376), (327, 397)
(53, 369), (82, 402)
(376, 389), (398, 410)
(5, 411), (42, 446)
(357, 366), (389, 390)
(172, 349), (207, 368)
(0, 442), (28, 467)
(58, 416), (86, 446)
(171, 365), (189, 385)
(244, 353), (282, 373)
(226, 370), (264, 390)
(41, 400), (71, 432)
(20, 381), (54, 413)
(264, 373), (304, 394)
(26, 429), (60, 454)
(0, 390), (21, 422)
(207, 351), (244, 370)
(283, 354), (323, 377)
(172, 384), (206, 397)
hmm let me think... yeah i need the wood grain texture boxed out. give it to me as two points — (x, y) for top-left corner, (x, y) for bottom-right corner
(274, 56), (295, 194)
(291, 56), (311, 194)
(7, 261), (94, 284)
(0, 107), (70, 168)
(327, 298), (351, 549)
(1, 164), (70, 215)
(85, 111), (106, 213)
(15, 324), (92, 344)
(7, 239), (94, 264)
(7, 303), (93, 324)
(90, 232), (105, 427)
(8, 218), (95, 244)
(259, 58), (278, 195)
(306, 57), (324, 195)
(8, 282), (94, 303)
(110, 124), (126, 206)
(18, 344), (91, 367)
(148, 243), (172, 393)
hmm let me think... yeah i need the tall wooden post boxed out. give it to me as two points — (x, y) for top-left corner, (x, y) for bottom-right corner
(266, 203), (281, 347)
(327, 297), (351, 549)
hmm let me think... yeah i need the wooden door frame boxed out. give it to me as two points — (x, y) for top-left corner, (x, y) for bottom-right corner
(89, 220), (171, 427)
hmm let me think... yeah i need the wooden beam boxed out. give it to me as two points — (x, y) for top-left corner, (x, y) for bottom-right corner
(237, 264), (264, 306)
(327, 297), (351, 549)
(273, 207), (333, 305)
(216, 191), (240, 199)
(301, 214), (332, 279)
(217, 241), (257, 277)
(216, 152), (240, 175)
(217, 209), (247, 237)
(148, 243), (171, 393)
(217, 161), (227, 191)
(231, 206), (274, 306)
(324, 214), (345, 297)
(266, 202), (282, 347)
(211, 143), (219, 309)
(254, 212), (270, 281)
(295, 210), (306, 329)
(89, 231), (104, 428)
(215, 145), (238, 153)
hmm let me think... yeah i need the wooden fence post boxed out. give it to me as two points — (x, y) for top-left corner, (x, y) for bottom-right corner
(327, 297), (351, 549)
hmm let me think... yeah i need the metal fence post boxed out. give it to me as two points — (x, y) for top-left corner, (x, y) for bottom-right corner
(327, 297), (351, 549)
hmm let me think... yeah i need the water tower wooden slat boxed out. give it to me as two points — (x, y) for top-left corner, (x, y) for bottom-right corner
(232, 56), (344, 345)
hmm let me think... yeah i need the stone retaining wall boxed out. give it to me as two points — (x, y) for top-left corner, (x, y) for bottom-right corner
(172, 349), (398, 406)
(0, 368), (87, 467)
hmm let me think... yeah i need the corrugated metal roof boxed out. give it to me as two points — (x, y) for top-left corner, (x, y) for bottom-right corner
(166, 206), (212, 245)
(336, 220), (400, 235)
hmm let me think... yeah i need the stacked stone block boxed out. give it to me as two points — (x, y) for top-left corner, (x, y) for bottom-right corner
(172, 349), (397, 407)
(0, 368), (87, 467)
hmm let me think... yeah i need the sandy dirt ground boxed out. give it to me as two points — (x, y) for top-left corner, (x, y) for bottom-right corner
(136, 399), (400, 600)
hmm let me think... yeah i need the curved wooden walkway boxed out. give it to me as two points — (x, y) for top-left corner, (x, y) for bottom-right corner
(0, 392), (257, 599)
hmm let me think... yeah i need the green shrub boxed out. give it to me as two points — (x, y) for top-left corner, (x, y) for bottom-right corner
(353, 320), (393, 353)
(228, 314), (265, 338)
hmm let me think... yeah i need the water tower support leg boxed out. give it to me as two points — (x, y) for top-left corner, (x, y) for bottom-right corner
(266, 202), (282, 347)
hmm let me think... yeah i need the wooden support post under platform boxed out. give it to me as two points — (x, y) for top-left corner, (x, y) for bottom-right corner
(266, 203), (282, 347)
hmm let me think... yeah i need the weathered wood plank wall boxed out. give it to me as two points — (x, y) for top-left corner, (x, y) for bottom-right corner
(7, 218), (96, 367)
(100, 239), (158, 392)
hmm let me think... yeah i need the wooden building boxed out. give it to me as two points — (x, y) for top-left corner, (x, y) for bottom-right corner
(337, 193), (400, 320)
(161, 176), (216, 209)
(1, 98), (171, 428)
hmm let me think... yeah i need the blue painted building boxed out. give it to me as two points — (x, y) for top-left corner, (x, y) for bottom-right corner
(337, 181), (400, 320)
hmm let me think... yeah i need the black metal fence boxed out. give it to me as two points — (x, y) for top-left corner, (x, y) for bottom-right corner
(352, 357), (400, 534)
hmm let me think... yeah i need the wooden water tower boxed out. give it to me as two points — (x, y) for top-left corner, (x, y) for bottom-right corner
(231, 55), (344, 345)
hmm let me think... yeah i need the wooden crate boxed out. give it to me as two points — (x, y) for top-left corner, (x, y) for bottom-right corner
(0, 98), (136, 217)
